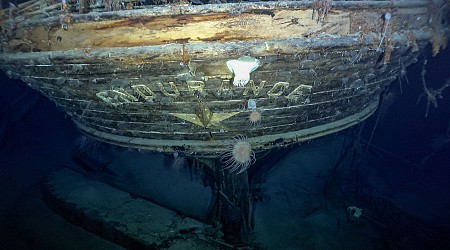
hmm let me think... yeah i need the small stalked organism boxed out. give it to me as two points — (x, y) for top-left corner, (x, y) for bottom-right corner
(247, 99), (261, 127)
(377, 12), (392, 52)
(221, 135), (256, 174)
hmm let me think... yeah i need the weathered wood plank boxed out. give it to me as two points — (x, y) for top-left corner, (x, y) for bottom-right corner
(1, 0), (448, 156)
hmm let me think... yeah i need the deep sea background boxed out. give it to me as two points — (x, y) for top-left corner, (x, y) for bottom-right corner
(0, 42), (449, 249)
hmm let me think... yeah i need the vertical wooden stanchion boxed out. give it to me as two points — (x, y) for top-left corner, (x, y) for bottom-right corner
(208, 158), (253, 245)
(79, 0), (86, 13)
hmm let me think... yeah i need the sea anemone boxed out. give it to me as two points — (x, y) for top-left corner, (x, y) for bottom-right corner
(171, 154), (190, 170)
(73, 135), (101, 155)
(221, 135), (256, 174)
(248, 110), (262, 127)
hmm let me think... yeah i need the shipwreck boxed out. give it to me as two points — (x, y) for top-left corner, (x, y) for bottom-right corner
(1, 0), (449, 248)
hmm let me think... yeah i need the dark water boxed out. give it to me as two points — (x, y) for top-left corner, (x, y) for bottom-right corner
(0, 45), (449, 249)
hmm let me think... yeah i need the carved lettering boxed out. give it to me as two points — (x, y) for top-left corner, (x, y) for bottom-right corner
(187, 80), (207, 97)
(96, 89), (137, 107)
(95, 79), (301, 106)
(113, 89), (138, 102)
(286, 84), (313, 102)
(243, 80), (266, 97)
(216, 79), (234, 99)
(131, 84), (156, 103)
(157, 81), (179, 97)
(267, 82), (290, 97)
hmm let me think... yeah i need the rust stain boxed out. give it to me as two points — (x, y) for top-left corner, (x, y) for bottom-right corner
(92, 13), (229, 31)
(199, 31), (260, 43)
(181, 43), (189, 64)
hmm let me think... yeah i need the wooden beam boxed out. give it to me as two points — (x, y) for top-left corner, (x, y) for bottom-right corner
(80, 0), (87, 13)
(127, 0), (134, 10)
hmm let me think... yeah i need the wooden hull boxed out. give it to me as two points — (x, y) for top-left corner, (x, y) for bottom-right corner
(1, 0), (449, 157)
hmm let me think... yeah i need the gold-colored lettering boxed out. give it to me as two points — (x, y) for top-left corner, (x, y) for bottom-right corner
(216, 79), (233, 98)
(111, 89), (138, 102)
(96, 91), (116, 106)
(267, 82), (290, 97)
(131, 84), (156, 103)
(96, 89), (137, 107)
(157, 81), (179, 97)
(243, 80), (266, 97)
(286, 84), (313, 102)
(187, 80), (207, 97)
